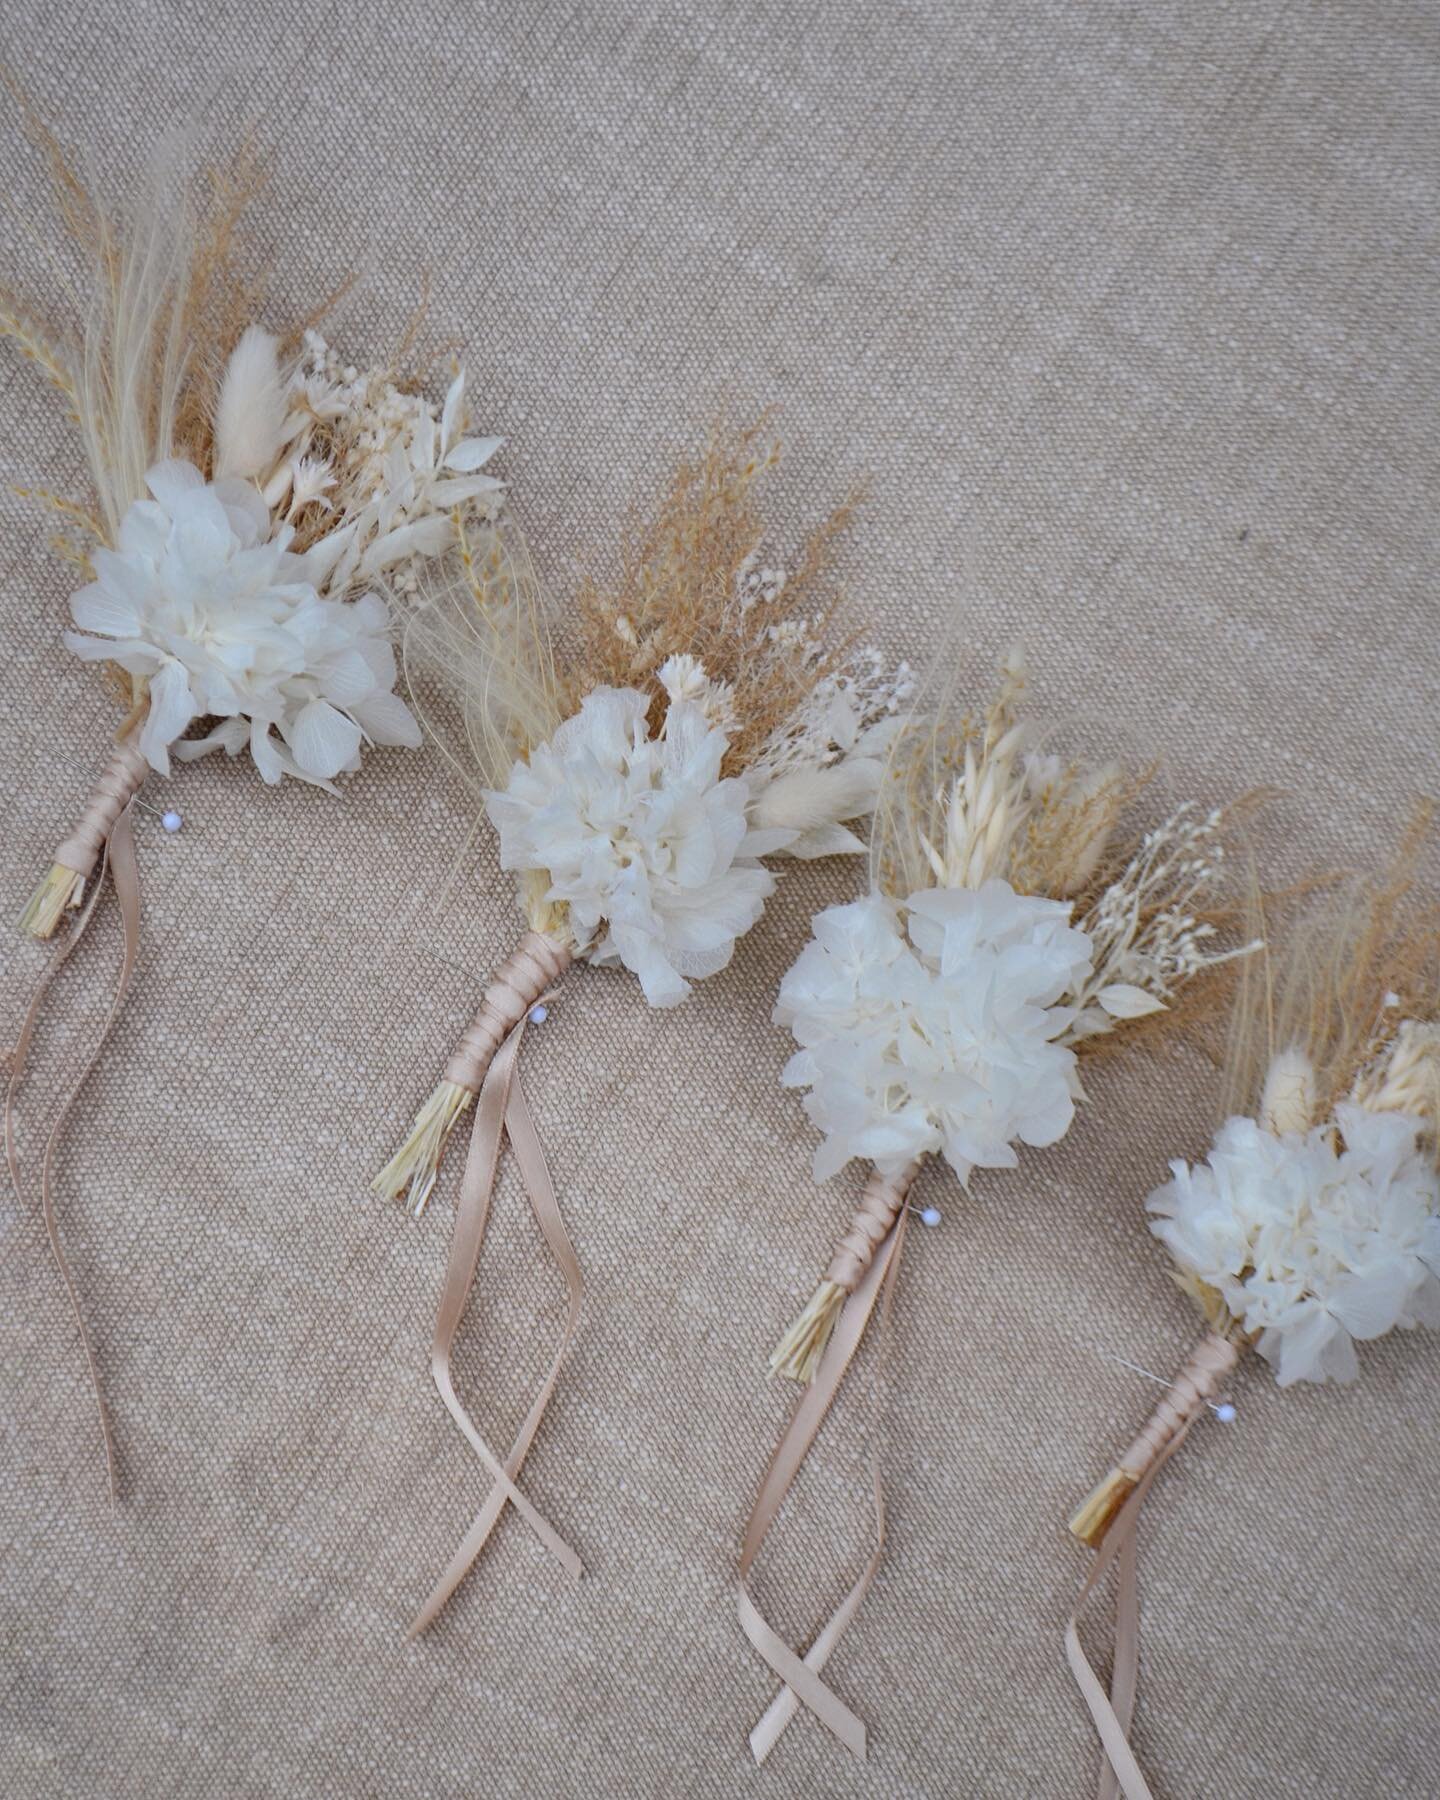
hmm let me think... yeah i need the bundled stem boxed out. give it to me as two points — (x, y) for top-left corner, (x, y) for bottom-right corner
(1068, 1327), (1245, 1548)
(21, 736), (149, 939)
(769, 1160), (920, 1381)
(374, 930), (571, 1216)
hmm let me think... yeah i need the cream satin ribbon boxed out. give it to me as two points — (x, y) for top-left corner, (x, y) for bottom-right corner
(1065, 1410), (1199, 1800)
(5, 804), (142, 1504)
(737, 1208), (909, 1763)
(407, 1006), (583, 1637)
(1068, 1328), (1240, 1798)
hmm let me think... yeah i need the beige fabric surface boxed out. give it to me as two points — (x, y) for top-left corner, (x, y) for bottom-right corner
(3, 4), (1438, 1795)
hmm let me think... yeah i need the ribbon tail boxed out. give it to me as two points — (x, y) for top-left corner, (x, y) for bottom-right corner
(1065, 1413), (1199, 1800)
(5, 805), (142, 1505)
(737, 1211), (909, 1762)
(748, 1452), (885, 1764)
(411, 1019), (582, 1635)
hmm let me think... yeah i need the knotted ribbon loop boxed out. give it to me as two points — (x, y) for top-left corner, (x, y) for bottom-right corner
(443, 933), (571, 1094)
(53, 738), (149, 878)
(410, 1004), (583, 1635)
(5, 804), (143, 1502)
(738, 1199), (911, 1763)
(1066, 1330), (1239, 1800)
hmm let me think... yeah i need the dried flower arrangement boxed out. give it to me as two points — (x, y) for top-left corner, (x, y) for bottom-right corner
(1066, 826), (1440, 1800)
(381, 421), (913, 1633)
(2, 105), (504, 1497)
(377, 422), (910, 1214)
(740, 652), (1259, 1763)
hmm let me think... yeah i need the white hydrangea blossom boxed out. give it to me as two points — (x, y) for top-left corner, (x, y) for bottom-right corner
(64, 459), (420, 784)
(483, 687), (776, 1007)
(775, 879), (1095, 1182)
(1148, 1105), (1440, 1385)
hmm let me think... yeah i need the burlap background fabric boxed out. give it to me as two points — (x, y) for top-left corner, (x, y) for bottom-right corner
(3, 4), (1437, 1795)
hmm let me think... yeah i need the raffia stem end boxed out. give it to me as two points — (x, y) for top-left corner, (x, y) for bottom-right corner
(19, 862), (84, 940)
(768, 1280), (846, 1383)
(1068, 1466), (1139, 1549)
(371, 1080), (475, 1217)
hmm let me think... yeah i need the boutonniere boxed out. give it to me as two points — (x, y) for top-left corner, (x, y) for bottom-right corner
(1067, 831), (1439, 1800)
(4, 111), (504, 1496)
(740, 653), (1259, 1763)
(379, 421), (912, 1632)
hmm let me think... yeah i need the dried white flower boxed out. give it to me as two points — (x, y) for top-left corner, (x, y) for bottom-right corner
(776, 879), (1094, 1183)
(746, 643), (913, 857)
(1148, 1102), (1440, 1385)
(286, 334), (505, 595)
(1064, 804), (1259, 1043)
(483, 687), (776, 1007)
(657, 652), (736, 728)
(64, 459), (420, 784)
(286, 455), (337, 517)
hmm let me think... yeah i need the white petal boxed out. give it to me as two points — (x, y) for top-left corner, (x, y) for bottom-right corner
(352, 690), (422, 748)
(443, 435), (504, 473)
(174, 717), (248, 761)
(139, 661), (198, 773)
(779, 821), (867, 859)
(294, 522), (358, 592)
(358, 516), (454, 575)
(439, 369), (465, 452)
(287, 698), (363, 779)
(145, 459), (205, 509)
(70, 581), (143, 639)
(1096, 983), (1168, 1019)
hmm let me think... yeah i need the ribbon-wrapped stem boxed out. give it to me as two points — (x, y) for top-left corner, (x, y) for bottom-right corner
(769, 1161), (920, 1382)
(21, 736), (149, 940)
(1065, 1328), (1246, 1800)
(373, 929), (571, 1216)
(1069, 1328), (1242, 1548)
(406, 1000), (583, 1635)
(738, 1157), (924, 1763)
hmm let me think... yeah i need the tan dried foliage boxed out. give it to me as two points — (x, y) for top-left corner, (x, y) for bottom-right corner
(567, 417), (861, 772)
(172, 144), (270, 468)
(1226, 802), (1440, 1122)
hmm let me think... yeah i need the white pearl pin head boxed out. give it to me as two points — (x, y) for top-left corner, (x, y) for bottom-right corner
(161, 809), (183, 833)
(529, 1004), (549, 1024)
(1214, 1401), (1237, 1423)
(919, 1206), (942, 1228)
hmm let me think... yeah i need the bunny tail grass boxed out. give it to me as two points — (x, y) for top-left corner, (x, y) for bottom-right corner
(372, 1080), (475, 1218)
(1068, 1468), (1138, 1549)
(768, 1280), (846, 1384)
(20, 862), (85, 939)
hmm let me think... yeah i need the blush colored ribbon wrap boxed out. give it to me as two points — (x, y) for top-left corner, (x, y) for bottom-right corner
(1066, 1329), (1241, 1800)
(406, 991), (584, 1637)
(738, 1159), (920, 1763)
(6, 741), (148, 1502)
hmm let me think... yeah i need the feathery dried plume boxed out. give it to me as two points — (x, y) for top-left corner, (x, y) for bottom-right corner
(213, 324), (288, 479)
